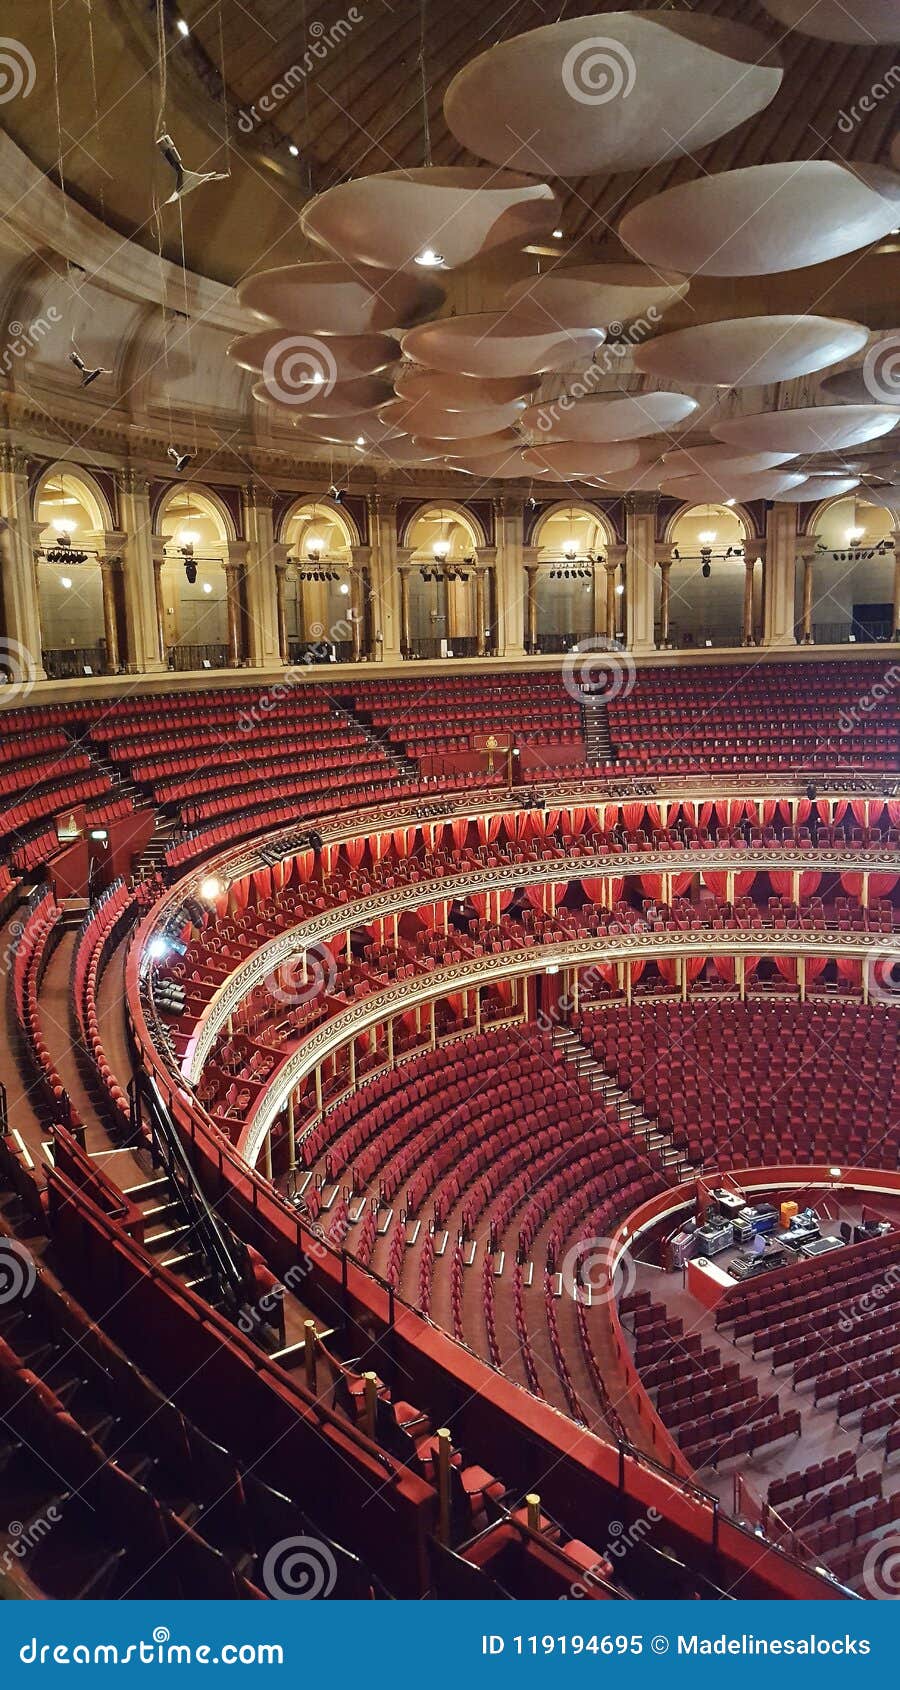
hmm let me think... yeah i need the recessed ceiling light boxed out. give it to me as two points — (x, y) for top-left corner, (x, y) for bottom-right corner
(355, 435), (365, 447)
(60, 576), (72, 589)
(725, 498), (736, 507)
(289, 144), (299, 158)
(414, 248), (444, 268)
(552, 228), (564, 239)
(176, 18), (189, 36)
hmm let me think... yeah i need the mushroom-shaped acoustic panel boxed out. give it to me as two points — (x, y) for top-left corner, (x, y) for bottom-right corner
(401, 315), (605, 377)
(378, 397), (527, 437)
(504, 264), (689, 331)
(228, 329), (399, 381)
(662, 471), (810, 502)
(592, 461), (670, 492)
(859, 481), (900, 517)
(522, 443), (644, 478)
(445, 449), (551, 480)
(292, 413), (406, 446)
(443, 12), (781, 175)
(759, 0), (900, 43)
(237, 262), (444, 334)
(821, 338), (900, 406)
(299, 169), (561, 273)
(620, 163), (900, 276)
(413, 430), (522, 456)
(368, 437), (445, 466)
(523, 392), (698, 442)
(661, 446), (798, 474)
(252, 375), (393, 416)
(712, 405), (900, 454)
(776, 476), (861, 500)
(394, 368), (535, 408)
(634, 316), (868, 387)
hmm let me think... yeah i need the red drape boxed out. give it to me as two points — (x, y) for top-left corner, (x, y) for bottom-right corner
(344, 837), (366, 868)
(774, 956), (797, 984)
(657, 958), (679, 986)
(702, 870), (730, 899)
(622, 802), (644, 830)
(734, 870), (757, 897)
(450, 818), (469, 849)
(713, 956), (735, 984)
(804, 956), (828, 983)
(477, 814), (502, 845)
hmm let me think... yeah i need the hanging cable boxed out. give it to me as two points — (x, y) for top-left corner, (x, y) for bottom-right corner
(419, 0), (432, 167)
(48, 0), (68, 209)
(216, 0), (232, 172)
(155, 0), (168, 137)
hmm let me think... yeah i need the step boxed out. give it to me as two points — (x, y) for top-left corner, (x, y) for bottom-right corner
(145, 1223), (192, 1253)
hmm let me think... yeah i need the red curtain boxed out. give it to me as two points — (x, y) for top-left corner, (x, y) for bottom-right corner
(645, 802), (662, 830)
(477, 814), (502, 845)
(713, 956), (735, 984)
(840, 872), (862, 897)
(836, 958), (862, 985)
(581, 876), (624, 904)
(566, 806), (587, 835)
(888, 800), (900, 829)
(869, 872), (899, 897)
(230, 875), (250, 912)
(673, 870), (694, 896)
(656, 958), (679, 986)
(734, 870), (756, 897)
(622, 802), (644, 830)
(804, 956), (828, 983)
(344, 836), (366, 869)
(851, 799), (870, 827)
(769, 870), (794, 897)
(418, 902), (446, 932)
(503, 812), (529, 840)
(702, 870), (729, 900)
(685, 955), (706, 982)
(294, 850), (315, 883)
(393, 827), (416, 856)
(450, 818), (469, 849)
(640, 873), (665, 900)
(370, 832), (392, 862)
(774, 956), (797, 984)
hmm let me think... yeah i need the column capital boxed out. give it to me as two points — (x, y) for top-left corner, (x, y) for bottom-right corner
(115, 466), (150, 498)
(369, 492), (398, 518)
(242, 480), (275, 511)
(605, 543), (626, 567)
(350, 544), (372, 567)
(625, 492), (659, 517)
(0, 441), (29, 477)
(225, 540), (251, 568)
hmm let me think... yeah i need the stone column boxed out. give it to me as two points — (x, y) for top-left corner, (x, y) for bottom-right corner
(763, 504), (799, 648)
(241, 484), (282, 669)
(275, 564), (290, 663)
(0, 443), (45, 681)
(367, 494), (400, 661)
(99, 557), (122, 673)
(742, 540), (766, 646)
(223, 557), (244, 668)
(523, 556), (539, 653)
(151, 538), (169, 665)
(492, 497), (525, 657)
(350, 544), (372, 659)
(798, 541), (817, 645)
(475, 568), (487, 657)
(658, 558), (672, 648)
(625, 495), (658, 653)
(398, 562), (411, 657)
(115, 468), (166, 672)
(606, 544), (626, 642)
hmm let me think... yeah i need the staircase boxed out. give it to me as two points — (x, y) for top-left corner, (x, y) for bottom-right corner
(134, 814), (176, 881)
(334, 696), (419, 783)
(552, 1025), (694, 1181)
(579, 693), (614, 765)
(122, 1172), (220, 1299)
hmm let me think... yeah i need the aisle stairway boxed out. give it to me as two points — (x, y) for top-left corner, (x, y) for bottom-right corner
(580, 694), (613, 764)
(552, 1025), (694, 1181)
(336, 695), (419, 782)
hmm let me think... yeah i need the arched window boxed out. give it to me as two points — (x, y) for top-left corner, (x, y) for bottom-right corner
(530, 503), (612, 653)
(403, 505), (491, 660)
(157, 487), (233, 670)
(282, 499), (357, 661)
(34, 468), (114, 677)
(804, 494), (896, 644)
(664, 503), (751, 649)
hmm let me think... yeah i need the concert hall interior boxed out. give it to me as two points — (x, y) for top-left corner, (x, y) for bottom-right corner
(0, 0), (898, 1605)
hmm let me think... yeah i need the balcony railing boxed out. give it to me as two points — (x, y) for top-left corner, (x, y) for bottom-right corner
(807, 619), (897, 645)
(167, 643), (230, 671)
(403, 636), (494, 659)
(42, 645), (108, 678)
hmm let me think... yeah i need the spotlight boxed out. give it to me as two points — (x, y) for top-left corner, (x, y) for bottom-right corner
(202, 581), (212, 594)
(176, 18), (190, 37)
(60, 576), (72, 590)
(701, 560), (711, 578)
(288, 144), (300, 157)
(698, 529), (717, 545)
(414, 248), (444, 268)
(52, 517), (76, 535)
(552, 229), (564, 239)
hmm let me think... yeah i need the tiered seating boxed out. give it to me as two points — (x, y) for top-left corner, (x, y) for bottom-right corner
(71, 880), (135, 1131)
(10, 888), (78, 1132)
(351, 674), (585, 761)
(574, 1002), (899, 1168)
(608, 661), (897, 773)
(628, 1297), (801, 1471)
